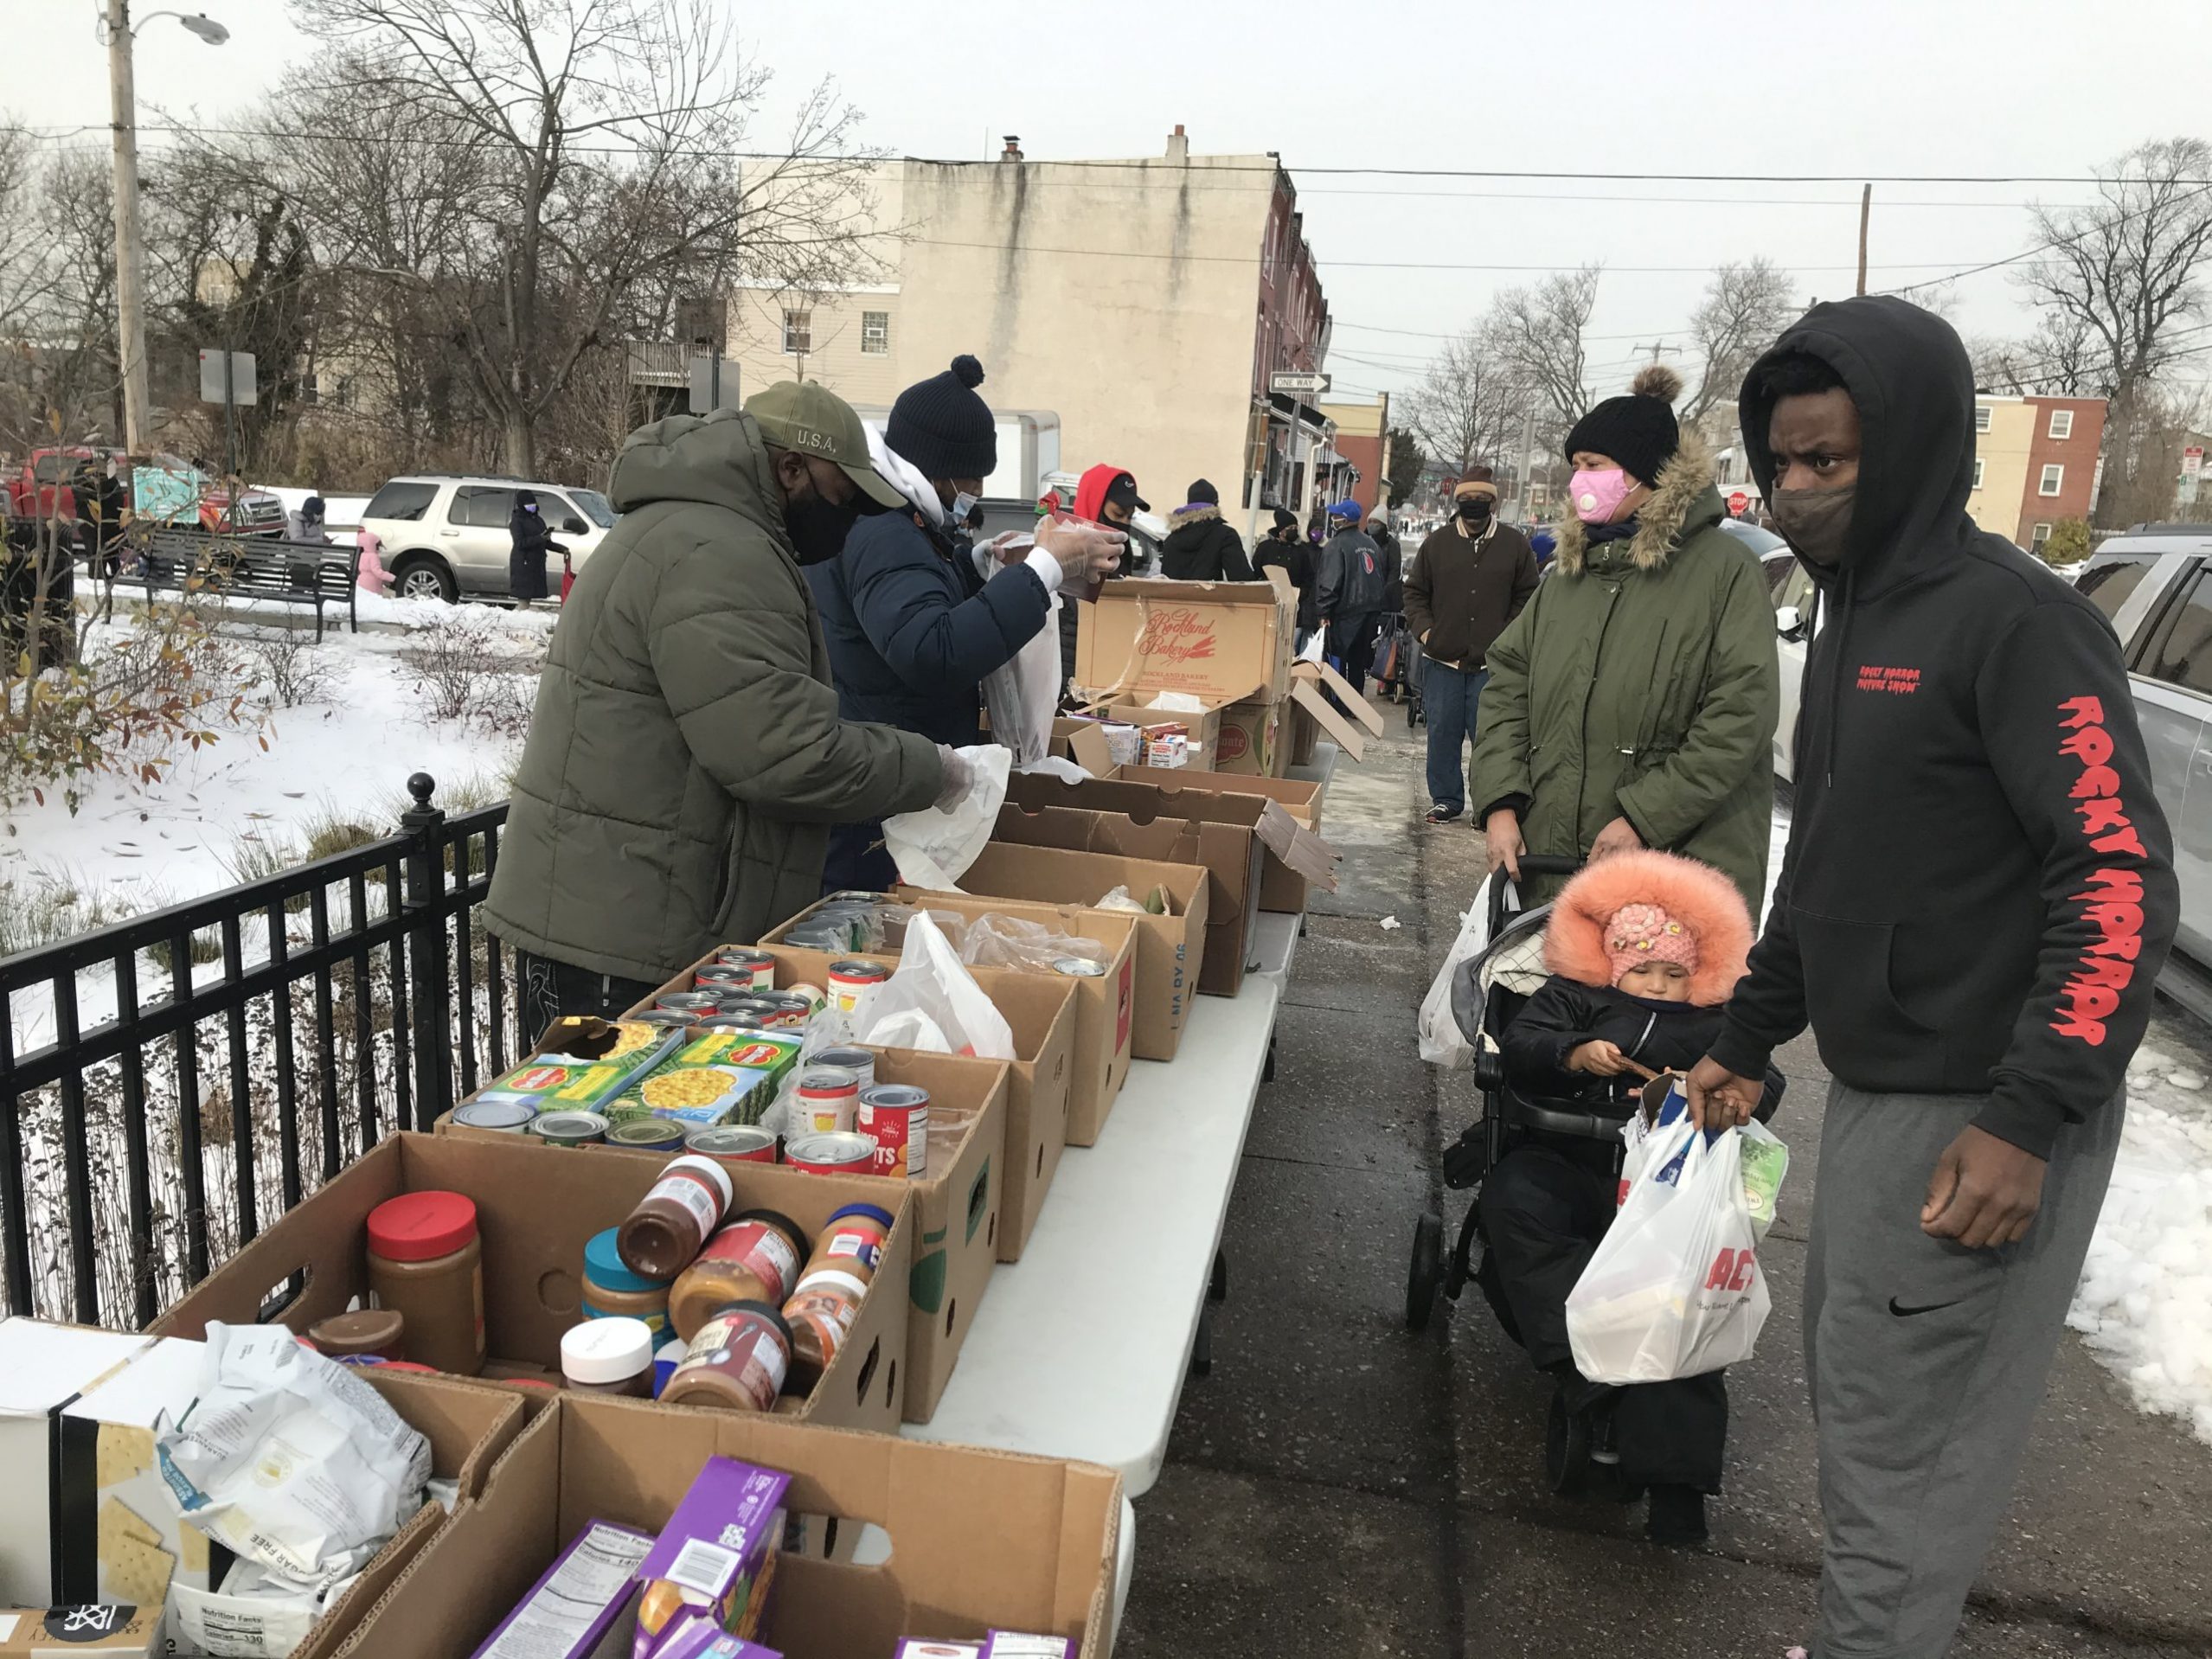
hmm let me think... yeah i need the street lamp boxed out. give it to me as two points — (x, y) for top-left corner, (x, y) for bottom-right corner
(102, 2), (229, 452)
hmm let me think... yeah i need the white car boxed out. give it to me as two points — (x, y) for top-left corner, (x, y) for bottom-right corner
(1716, 518), (1811, 784)
(359, 474), (616, 602)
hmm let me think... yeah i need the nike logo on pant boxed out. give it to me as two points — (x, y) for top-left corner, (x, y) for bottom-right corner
(1888, 1297), (1959, 1317)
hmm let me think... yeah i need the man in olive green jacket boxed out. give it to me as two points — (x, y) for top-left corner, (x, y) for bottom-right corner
(1470, 414), (1778, 914)
(485, 385), (949, 1030)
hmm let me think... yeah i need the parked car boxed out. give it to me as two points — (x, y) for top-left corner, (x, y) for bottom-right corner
(1715, 516), (1810, 783)
(357, 475), (615, 602)
(6, 446), (286, 543)
(2061, 523), (2212, 1019)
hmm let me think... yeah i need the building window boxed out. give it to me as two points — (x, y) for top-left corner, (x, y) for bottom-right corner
(2032, 522), (2053, 548)
(1974, 404), (1992, 433)
(2048, 408), (2074, 440)
(1972, 458), (1985, 490)
(2040, 463), (2065, 496)
(301, 374), (319, 407)
(861, 311), (889, 356)
(781, 310), (811, 355)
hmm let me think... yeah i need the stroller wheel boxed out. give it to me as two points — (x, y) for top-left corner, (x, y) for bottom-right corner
(1405, 1211), (1446, 1330)
(1406, 697), (1420, 730)
(1546, 1387), (1595, 1497)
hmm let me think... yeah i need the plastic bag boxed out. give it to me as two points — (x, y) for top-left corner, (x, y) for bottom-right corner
(1093, 885), (1146, 913)
(1020, 753), (1092, 785)
(1298, 631), (1324, 664)
(156, 1323), (432, 1593)
(1418, 874), (1495, 1067)
(959, 912), (1107, 972)
(1566, 1119), (1772, 1384)
(883, 744), (1011, 889)
(982, 595), (1065, 768)
(849, 912), (1015, 1060)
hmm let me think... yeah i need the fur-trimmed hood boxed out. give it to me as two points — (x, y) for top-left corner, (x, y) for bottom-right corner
(1552, 430), (1720, 576)
(1167, 503), (1223, 531)
(1542, 849), (1754, 1007)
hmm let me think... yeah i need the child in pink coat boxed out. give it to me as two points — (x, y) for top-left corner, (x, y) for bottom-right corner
(356, 527), (394, 597)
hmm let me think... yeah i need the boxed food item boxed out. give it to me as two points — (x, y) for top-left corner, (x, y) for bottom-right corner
(0, 1606), (161, 1656)
(465, 1520), (653, 1659)
(326, 1394), (1117, 1659)
(1080, 695), (1228, 773)
(152, 1135), (914, 1434)
(942, 843), (1209, 1061)
(1212, 696), (1283, 777)
(631, 1457), (788, 1656)
(0, 1321), (151, 1605)
(1074, 577), (1292, 704)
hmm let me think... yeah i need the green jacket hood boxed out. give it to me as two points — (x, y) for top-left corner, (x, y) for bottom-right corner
(609, 407), (782, 522)
(1553, 430), (1722, 577)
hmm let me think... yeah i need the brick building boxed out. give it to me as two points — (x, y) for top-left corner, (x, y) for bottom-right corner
(1966, 394), (2106, 552)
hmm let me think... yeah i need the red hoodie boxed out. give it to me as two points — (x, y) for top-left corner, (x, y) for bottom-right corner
(1071, 463), (1131, 524)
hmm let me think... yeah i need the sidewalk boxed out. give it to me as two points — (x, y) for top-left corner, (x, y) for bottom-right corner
(1116, 703), (2212, 1658)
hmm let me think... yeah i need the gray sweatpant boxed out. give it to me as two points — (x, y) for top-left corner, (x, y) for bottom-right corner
(1807, 1082), (2122, 1659)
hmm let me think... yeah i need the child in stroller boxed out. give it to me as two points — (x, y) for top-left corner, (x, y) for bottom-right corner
(1482, 850), (1779, 1546)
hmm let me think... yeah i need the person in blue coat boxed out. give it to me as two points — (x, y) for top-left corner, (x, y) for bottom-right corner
(809, 355), (1109, 890)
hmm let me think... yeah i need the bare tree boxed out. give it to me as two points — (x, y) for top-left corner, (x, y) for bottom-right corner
(1682, 257), (1798, 431)
(1969, 312), (2096, 397)
(1400, 329), (1523, 479)
(1479, 266), (1600, 426)
(290, 0), (880, 475)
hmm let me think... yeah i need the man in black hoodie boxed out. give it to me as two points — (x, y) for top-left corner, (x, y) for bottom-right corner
(1689, 297), (2177, 1657)
(1159, 478), (1258, 581)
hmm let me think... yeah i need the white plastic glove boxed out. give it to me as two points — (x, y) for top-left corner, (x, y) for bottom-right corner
(933, 744), (974, 810)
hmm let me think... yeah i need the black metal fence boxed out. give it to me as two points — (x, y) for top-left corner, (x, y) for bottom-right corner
(0, 774), (517, 1329)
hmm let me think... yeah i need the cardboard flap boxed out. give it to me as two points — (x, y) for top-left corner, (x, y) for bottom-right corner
(1059, 721), (1112, 776)
(1295, 658), (1386, 736)
(1253, 799), (1340, 890)
(1289, 676), (1370, 762)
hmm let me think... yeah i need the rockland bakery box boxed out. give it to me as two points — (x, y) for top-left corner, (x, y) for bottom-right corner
(1074, 578), (1292, 707)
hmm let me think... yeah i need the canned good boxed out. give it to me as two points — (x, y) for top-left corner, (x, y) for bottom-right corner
(753, 991), (816, 1028)
(653, 990), (724, 1017)
(686, 1124), (779, 1166)
(1053, 956), (1109, 977)
(631, 1009), (699, 1031)
(606, 1118), (688, 1153)
(714, 947), (777, 990)
(826, 958), (892, 1013)
(825, 890), (893, 904)
(795, 1066), (862, 1135)
(857, 1084), (930, 1179)
(811, 1046), (876, 1091)
(693, 1011), (775, 1034)
(691, 963), (752, 990)
(530, 1110), (610, 1148)
(785, 1131), (875, 1175)
(781, 923), (850, 952)
(452, 1100), (537, 1134)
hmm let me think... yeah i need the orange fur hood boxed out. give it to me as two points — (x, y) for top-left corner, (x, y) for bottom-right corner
(1542, 850), (1754, 1006)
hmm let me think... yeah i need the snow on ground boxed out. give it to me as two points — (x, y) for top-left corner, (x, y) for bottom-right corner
(2070, 1012), (2212, 1445)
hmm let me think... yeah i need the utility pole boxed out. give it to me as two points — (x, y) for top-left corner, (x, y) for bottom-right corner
(106, 0), (150, 452)
(1515, 406), (1536, 515)
(1856, 183), (1872, 298)
(1631, 341), (1681, 368)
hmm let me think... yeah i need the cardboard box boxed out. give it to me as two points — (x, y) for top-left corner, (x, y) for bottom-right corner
(1074, 577), (1292, 704)
(324, 1395), (1119, 1659)
(1214, 695), (1284, 777)
(990, 800), (1258, 997)
(1284, 660), (1384, 770)
(945, 842), (1209, 1062)
(874, 892), (1136, 1147)
(1112, 765), (1329, 912)
(1045, 718), (1115, 776)
(0, 1322), (151, 1607)
(151, 1134), (914, 1433)
(1079, 695), (1228, 773)
(1004, 770), (1337, 923)
(502, 1050), (1010, 1428)
(722, 947), (1074, 1267)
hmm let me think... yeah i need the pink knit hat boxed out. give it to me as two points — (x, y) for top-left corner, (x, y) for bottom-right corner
(1605, 901), (1699, 986)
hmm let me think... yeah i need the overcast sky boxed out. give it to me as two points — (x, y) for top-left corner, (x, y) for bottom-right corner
(20, 0), (2212, 413)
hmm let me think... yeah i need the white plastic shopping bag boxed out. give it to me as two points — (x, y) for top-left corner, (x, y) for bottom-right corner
(981, 596), (1066, 768)
(1418, 874), (1495, 1067)
(1298, 630), (1324, 664)
(1566, 1118), (1772, 1384)
(882, 744), (1010, 889)
(848, 912), (1015, 1060)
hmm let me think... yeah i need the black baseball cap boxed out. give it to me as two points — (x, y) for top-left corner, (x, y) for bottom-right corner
(1104, 472), (1148, 515)
(743, 380), (905, 509)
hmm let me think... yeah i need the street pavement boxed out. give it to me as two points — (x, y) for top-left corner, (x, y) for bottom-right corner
(1116, 701), (2212, 1659)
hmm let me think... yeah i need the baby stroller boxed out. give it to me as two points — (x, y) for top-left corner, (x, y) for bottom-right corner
(1405, 855), (1631, 1493)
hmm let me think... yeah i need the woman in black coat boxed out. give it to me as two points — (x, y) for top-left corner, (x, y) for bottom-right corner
(509, 490), (562, 602)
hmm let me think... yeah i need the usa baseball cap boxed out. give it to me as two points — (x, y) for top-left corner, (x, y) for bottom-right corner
(743, 380), (905, 509)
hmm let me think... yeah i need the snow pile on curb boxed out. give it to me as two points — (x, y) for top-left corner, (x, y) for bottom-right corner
(2068, 1034), (2212, 1445)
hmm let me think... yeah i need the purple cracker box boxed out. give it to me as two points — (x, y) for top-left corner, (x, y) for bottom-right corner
(986, 1637), (1079, 1659)
(471, 1520), (657, 1659)
(632, 1457), (792, 1659)
(893, 1645), (982, 1659)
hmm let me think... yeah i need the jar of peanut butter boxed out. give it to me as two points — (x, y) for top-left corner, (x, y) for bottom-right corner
(581, 1227), (672, 1340)
(559, 1316), (655, 1398)
(615, 1154), (734, 1280)
(664, 1208), (806, 1342)
(658, 1300), (792, 1412)
(366, 1190), (484, 1375)
(307, 1308), (407, 1362)
(779, 1203), (894, 1393)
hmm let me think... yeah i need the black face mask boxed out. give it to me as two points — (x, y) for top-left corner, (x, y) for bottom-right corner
(783, 492), (861, 565)
(1457, 497), (1492, 524)
(1769, 484), (1856, 569)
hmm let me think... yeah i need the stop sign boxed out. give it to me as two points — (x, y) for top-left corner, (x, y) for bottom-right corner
(1728, 490), (1750, 516)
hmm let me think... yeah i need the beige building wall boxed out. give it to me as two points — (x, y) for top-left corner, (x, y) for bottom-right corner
(1969, 397), (2033, 542)
(728, 285), (905, 409)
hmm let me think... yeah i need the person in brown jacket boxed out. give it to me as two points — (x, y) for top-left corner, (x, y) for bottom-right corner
(1404, 465), (1539, 823)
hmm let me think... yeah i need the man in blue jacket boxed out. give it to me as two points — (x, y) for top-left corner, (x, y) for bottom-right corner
(809, 355), (1116, 890)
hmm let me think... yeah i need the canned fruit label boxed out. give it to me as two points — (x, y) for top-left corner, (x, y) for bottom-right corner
(697, 1221), (803, 1304)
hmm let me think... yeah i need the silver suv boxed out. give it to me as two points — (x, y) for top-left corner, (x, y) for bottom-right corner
(2073, 523), (2212, 1019)
(359, 475), (615, 602)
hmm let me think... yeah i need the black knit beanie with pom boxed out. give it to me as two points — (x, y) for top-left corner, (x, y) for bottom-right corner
(887, 354), (997, 481)
(1562, 363), (1684, 487)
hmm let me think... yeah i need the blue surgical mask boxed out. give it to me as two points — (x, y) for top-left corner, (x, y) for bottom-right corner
(949, 490), (979, 523)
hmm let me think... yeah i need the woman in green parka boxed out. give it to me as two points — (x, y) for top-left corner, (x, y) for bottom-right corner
(1469, 365), (1779, 914)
